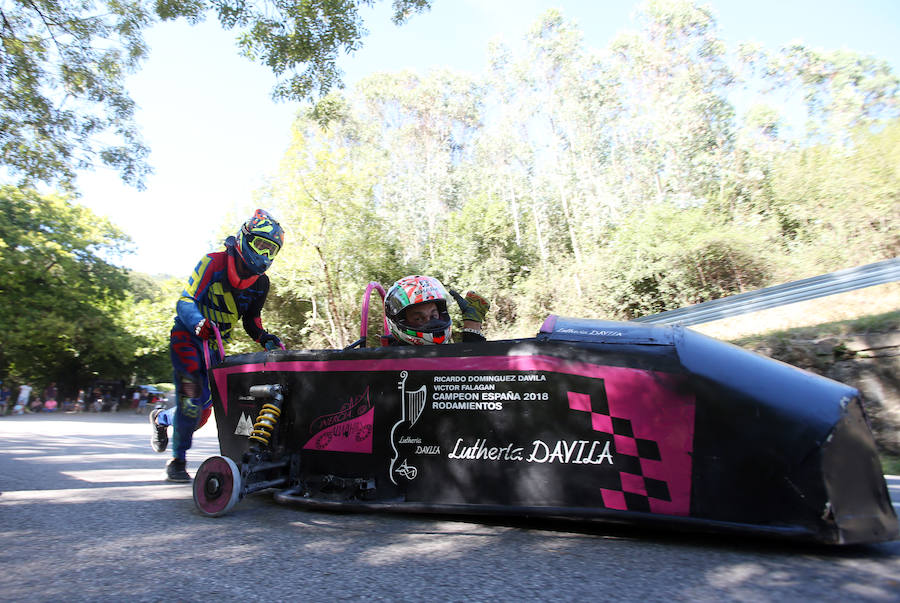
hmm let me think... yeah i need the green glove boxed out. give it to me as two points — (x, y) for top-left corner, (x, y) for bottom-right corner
(450, 290), (490, 323)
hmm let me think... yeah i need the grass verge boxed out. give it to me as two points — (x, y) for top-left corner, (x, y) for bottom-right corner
(727, 309), (900, 349)
(882, 455), (900, 477)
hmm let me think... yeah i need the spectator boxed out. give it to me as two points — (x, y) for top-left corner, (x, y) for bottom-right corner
(0, 384), (11, 415)
(43, 382), (58, 410)
(13, 384), (32, 414)
(136, 389), (148, 414)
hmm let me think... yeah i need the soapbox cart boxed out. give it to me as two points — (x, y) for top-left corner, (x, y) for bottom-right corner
(192, 284), (898, 545)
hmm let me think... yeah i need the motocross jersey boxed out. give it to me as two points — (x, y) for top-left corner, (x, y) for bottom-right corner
(174, 247), (269, 344)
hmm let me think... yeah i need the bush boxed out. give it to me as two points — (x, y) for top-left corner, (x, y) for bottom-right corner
(599, 203), (776, 319)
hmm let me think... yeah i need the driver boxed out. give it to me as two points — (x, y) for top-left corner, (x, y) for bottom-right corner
(150, 209), (285, 482)
(383, 275), (490, 345)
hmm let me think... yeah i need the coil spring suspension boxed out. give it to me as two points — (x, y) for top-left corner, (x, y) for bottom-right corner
(249, 403), (281, 446)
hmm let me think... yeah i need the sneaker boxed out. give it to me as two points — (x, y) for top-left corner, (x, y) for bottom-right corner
(150, 408), (168, 453)
(166, 458), (191, 483)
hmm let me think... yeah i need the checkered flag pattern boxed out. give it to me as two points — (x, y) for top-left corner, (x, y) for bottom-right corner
(567, 390), (672, 512)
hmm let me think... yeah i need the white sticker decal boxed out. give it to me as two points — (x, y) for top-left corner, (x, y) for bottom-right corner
(234, 412), (253, 437)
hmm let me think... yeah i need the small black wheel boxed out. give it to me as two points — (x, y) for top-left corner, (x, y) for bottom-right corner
(193, 455), (241, 517)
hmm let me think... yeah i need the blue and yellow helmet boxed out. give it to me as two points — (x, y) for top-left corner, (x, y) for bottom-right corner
(236, 209), (284, 274)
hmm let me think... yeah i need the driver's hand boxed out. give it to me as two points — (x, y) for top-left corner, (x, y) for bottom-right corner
(194, 318), (213, 340)
(450, 290), (490, 324)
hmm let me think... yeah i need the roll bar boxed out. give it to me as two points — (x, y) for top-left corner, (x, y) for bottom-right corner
(347, 281), (389, 349)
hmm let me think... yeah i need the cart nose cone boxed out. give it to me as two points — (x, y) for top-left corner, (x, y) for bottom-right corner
(821, 399), (899, 544)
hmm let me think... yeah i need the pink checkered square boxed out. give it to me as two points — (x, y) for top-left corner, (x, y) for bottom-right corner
(567, 391), (592, 412)
(591, 412), (613, 432)
(600, 488), (627, 510)
(614, 434), (638, 456)
(620, 472), (647, 496)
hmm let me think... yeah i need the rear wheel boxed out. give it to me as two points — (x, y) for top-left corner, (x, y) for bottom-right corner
(193, 455), (241, 517)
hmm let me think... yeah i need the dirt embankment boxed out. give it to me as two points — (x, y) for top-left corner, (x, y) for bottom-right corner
(744, 332), (900, 455)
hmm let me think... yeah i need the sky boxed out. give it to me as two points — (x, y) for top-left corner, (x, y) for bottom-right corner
(73, 0), (900, 277)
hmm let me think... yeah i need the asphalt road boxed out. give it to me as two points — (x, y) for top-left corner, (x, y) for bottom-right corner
(1, 412), (899, 602)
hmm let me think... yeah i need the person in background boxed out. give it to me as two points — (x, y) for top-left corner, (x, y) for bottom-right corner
(0, 384), (11, 415)
(382, 275), (490, 346)
(43, 382), (57, 412)
(13, 383), (31, 414)
(136, 389), (148, 414)
(28, 396), (43, 413)
(149, 209), (285, 482)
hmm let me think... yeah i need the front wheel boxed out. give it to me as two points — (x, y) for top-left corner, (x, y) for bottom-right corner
(193, 455), (242, 517)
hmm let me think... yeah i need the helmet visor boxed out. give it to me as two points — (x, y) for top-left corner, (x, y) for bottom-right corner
(248, 235), (280, 258)
(398, 316), (451, 335)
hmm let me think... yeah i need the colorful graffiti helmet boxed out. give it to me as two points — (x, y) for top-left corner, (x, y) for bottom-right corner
(236, 209), (284, 275)
(385, 275), (453, 345)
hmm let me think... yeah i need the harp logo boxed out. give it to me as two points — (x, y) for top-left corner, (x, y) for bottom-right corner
(389, 371), (428, 484)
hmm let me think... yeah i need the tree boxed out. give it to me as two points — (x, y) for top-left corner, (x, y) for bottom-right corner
(1, 0), (432, 190)
(430, 193), (534, 331)
(261, 101), (407, 348)
(599, 203), (776, 319)
(605, 0), (736, 205)
(741, 43), (899, 146)
(1, 0), (153, 190)
(123, 272), (182, 382)
(0, 186), (157, 393)
(768, 119), (900, 272)
(356, 69), (483, 264)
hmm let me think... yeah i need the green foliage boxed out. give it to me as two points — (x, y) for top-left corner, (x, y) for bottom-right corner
(122, 274), (183, 381)
(430, 194), (534, 330)
(154, 0), (433, 113)
(600, 204), (776, 319)
(248, 1), (898, 344)
(1, 0), (432, 189)
(5, 0), (898, 372)
(758, 45), (899, 144)
(768, 120), (900, 273)
(257, 109), (408, 349)
(0, 0), (153, 190)
(0, 186), (171, 394)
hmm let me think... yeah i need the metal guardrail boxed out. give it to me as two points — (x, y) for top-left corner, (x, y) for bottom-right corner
(633, 257), (900, 326)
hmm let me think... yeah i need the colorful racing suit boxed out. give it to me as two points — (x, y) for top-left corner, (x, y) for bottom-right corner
(160, 239), (274, 460)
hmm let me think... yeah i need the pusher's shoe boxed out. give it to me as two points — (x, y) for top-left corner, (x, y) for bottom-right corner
(150, 407), (168, 453)
(166, 458), (191, 483)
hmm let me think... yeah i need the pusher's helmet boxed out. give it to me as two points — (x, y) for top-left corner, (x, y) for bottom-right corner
(384, 275), (453, 345)
(236, 209), (284, 275)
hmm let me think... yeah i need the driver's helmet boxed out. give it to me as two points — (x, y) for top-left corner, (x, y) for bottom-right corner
(385, 275), (453, 345)
(236, 209), (284, 275)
